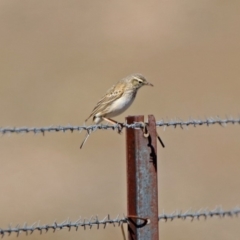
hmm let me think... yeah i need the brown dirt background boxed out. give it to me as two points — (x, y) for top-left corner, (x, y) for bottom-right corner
(0, 0), (240, 239)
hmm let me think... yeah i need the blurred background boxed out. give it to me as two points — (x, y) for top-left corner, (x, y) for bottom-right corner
(0, 0), (240, 239)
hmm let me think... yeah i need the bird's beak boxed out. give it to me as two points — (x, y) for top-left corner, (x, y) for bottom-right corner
(145, 81), (154, 87)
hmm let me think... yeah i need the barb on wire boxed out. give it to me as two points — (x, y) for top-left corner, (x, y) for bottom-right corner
(0, 206), (239, 237)
(0, 116), (240, 135)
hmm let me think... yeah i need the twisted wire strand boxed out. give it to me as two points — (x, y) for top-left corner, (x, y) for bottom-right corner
(0, 116), (239, 135)
(0, 206), (239, 236)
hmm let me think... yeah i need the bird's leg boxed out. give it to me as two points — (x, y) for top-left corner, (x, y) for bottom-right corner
(102, 117), (118, 125)
(102, 117), (124, 134)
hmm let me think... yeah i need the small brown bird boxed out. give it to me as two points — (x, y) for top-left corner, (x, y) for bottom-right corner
(80, 73), (153, 149)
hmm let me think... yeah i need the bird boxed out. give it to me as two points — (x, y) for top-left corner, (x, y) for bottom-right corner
(80, 73), (153, 149)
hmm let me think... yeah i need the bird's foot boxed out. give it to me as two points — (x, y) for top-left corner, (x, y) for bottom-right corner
(117, 122), (124, 134)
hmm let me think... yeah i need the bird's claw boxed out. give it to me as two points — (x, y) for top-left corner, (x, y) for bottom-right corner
(117, 122), (124, 134)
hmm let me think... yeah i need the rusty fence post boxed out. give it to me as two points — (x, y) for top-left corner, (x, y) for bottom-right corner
(126, 115), (159, 240)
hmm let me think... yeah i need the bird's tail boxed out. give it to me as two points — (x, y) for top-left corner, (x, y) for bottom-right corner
(80, 131), (90, 149)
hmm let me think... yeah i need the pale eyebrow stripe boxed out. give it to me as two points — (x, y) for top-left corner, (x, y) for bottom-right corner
(134, 77), (143, 82)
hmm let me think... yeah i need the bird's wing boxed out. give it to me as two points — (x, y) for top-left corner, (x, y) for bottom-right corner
(85, 84), (124, 122)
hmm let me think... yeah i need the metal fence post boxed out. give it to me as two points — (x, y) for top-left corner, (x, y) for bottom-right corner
(126, 115), (159, 240)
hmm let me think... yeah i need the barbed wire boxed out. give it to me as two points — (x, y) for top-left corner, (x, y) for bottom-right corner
(0, 116), (239, 135)
(0, 206), (239, 237)
(159, 206), (240, 221)
(156, 116), (240, 129)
